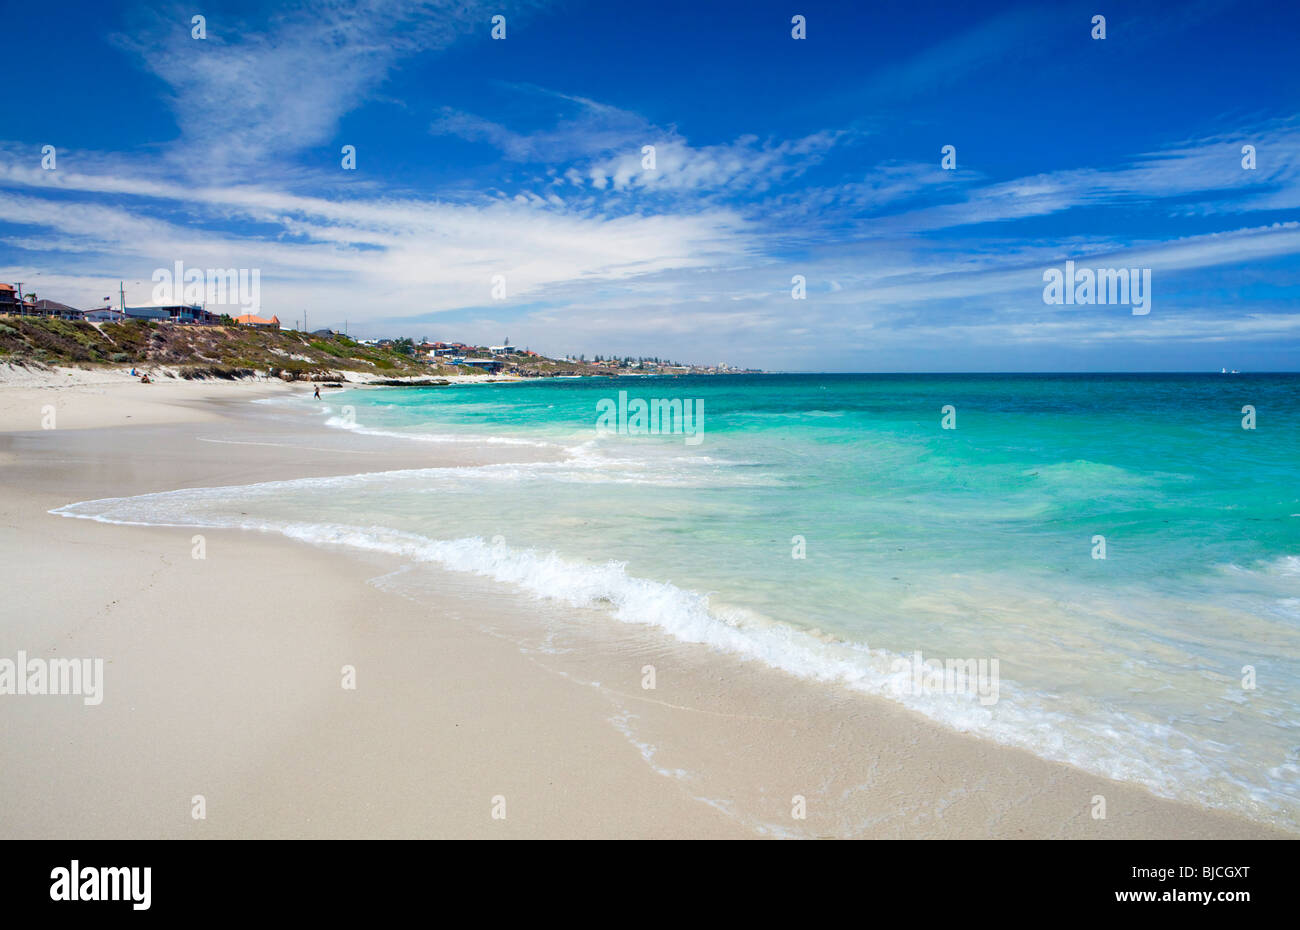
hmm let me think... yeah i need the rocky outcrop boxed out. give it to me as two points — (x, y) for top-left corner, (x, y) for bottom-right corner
(367, 378), (451, 386)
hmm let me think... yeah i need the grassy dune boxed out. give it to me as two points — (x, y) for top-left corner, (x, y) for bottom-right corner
(0, 316), (584, 380)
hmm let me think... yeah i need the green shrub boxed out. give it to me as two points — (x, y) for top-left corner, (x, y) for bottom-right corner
(310, 340), (350, 358)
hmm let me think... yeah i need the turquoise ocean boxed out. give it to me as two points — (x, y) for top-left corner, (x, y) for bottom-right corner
(57, 373), (1300, 826)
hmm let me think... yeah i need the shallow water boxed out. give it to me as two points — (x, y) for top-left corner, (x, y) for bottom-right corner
(58, 373), (1300, 827)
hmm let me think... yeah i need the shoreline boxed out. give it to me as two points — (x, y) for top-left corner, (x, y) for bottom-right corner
(1, 371), (1294, 838)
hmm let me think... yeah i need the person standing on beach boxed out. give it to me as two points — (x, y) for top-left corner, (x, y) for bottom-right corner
(314, 385), (321, 399)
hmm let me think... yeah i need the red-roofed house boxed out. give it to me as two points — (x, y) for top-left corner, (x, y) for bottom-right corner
(234, 313), (280, 330)
(0, 283), (20, 314)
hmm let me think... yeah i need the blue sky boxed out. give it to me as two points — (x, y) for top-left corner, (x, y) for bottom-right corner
(1, 0), (1297, 370)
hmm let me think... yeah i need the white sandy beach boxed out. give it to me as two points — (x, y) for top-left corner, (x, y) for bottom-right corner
(0, 367), (1292, 839)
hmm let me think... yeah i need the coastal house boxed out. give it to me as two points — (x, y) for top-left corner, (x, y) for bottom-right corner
(32, 299), (84, 320)
(0, 283), (22, 314)
(458, 357), (504, 373)
(0, 285), (38, 316)
(234, 313), (280, 330)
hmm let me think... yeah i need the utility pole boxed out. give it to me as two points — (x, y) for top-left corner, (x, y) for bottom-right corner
(13, 283), (22, 316)
(120, 281), (126, 314)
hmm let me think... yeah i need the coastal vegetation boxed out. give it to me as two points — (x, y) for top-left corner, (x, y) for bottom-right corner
(0, 317), (588, 380)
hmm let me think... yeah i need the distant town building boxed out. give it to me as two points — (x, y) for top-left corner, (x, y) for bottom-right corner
(458, 357), (505, 373)
(124, 306), (171, 322)
(82, 308), (127, 322)
(124, 304), (218, 324)
(165, 305), (218, 324)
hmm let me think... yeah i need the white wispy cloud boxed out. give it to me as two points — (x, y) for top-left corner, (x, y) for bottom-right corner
(114, 0), (520, 176)
(431, 88), (653, 162)
(432, 90), (856, 195)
